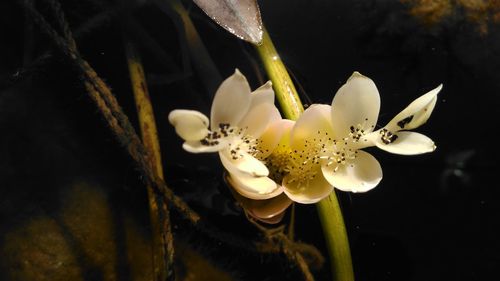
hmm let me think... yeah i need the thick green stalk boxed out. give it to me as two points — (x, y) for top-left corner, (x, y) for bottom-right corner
(317, 192), (354, 281)
(255, 29), (303, 121)
(255, 28), (355, 281)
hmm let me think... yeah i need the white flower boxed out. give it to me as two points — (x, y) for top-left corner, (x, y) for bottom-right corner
(288, 72), (441, 193)
(222, 119), (294, 224)
(366, 83), (442, 155)
(222, 118), (292, 198)
(169, 69), (285, 197)
(268, 116), (335, 203)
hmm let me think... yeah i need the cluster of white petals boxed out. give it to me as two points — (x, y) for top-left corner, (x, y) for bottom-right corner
(288, 72), (441, 195)
(169, 70), (292, 221)
(169, 70), (441, 222)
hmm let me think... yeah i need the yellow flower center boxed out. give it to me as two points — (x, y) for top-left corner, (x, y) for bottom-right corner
(265, 124), (372, 187)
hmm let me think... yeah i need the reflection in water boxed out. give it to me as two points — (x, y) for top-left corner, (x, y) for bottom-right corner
(440, 149), (475, 194)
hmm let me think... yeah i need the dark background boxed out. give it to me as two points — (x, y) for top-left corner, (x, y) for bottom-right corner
(1, 0), (499, 280)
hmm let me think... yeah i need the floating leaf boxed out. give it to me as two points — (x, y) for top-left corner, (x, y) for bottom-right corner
(193, 0), (263, 44)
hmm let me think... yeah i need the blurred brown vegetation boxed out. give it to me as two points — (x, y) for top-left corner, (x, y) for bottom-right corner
(402, 0), (500, 33)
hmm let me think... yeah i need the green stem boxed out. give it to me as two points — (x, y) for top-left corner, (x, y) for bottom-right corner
(317, 192), (355, 281)
(255, 28), (303, 121)
(255, 28), (355, 281)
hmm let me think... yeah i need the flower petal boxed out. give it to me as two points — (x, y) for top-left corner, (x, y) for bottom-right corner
(290, 104), (334, 151)
(168, 110), (210, 141)
(225, 173), (282, 200)
(210, 69), (252, 130)
(238, 103), (281, 138)
(257, 119), (294, 159)
(331, 72), (380, 137)
(282, 168), (333, 204)
(386, 84), (442, 132)
(321, 150), (382, 193)
(182, 139), (227, 153)
(250, 81), (274, 108)
(373, 131), (436, 155)
(219, 150), (269, 177)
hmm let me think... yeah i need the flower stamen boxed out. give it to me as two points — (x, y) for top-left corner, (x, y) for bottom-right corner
(380, 128), (398, 144)
(200, 123), (262, 158)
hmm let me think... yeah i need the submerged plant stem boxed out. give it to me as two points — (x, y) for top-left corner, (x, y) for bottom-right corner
(20, 0), (200, 225)
(255, 28), (355, 281)
(255, 29), (304, 121)
(317, 192), (355, 281)
(123, 38), (174, 281)
(162, 0), (222, 94)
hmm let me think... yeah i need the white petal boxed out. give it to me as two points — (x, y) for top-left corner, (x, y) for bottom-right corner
(321, 150), (382, 193)
(219, 150), (269, 177)
(282, 169), (333, 204)
(226, 173), (282, 200)
(210, 69), (252, 130)
(238, 103), (281, 138)
(182, 139), (227, 153)
(257, 119), (294, 159)
(168, 110), (210, 141)
(374, 131), (436, 155)
(331, 72), (380, 137)
(386, 84), (442, 132)
(290, 104), (334, 151)
(250, 81), (274, 108)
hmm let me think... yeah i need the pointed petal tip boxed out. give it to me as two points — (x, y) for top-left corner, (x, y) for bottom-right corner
(348, 71), (367, 80)
(234, 68), (243, 77)
(211, 70), (252, 127)
(418, 84), (442, 106)
(232, 68), (250, 84)
(232, 69), (250, 83)
(429, 83), (443, 96)
(431, 84), (443, 98)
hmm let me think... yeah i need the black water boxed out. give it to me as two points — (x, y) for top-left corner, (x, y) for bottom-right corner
(1, 0), (499, 280)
